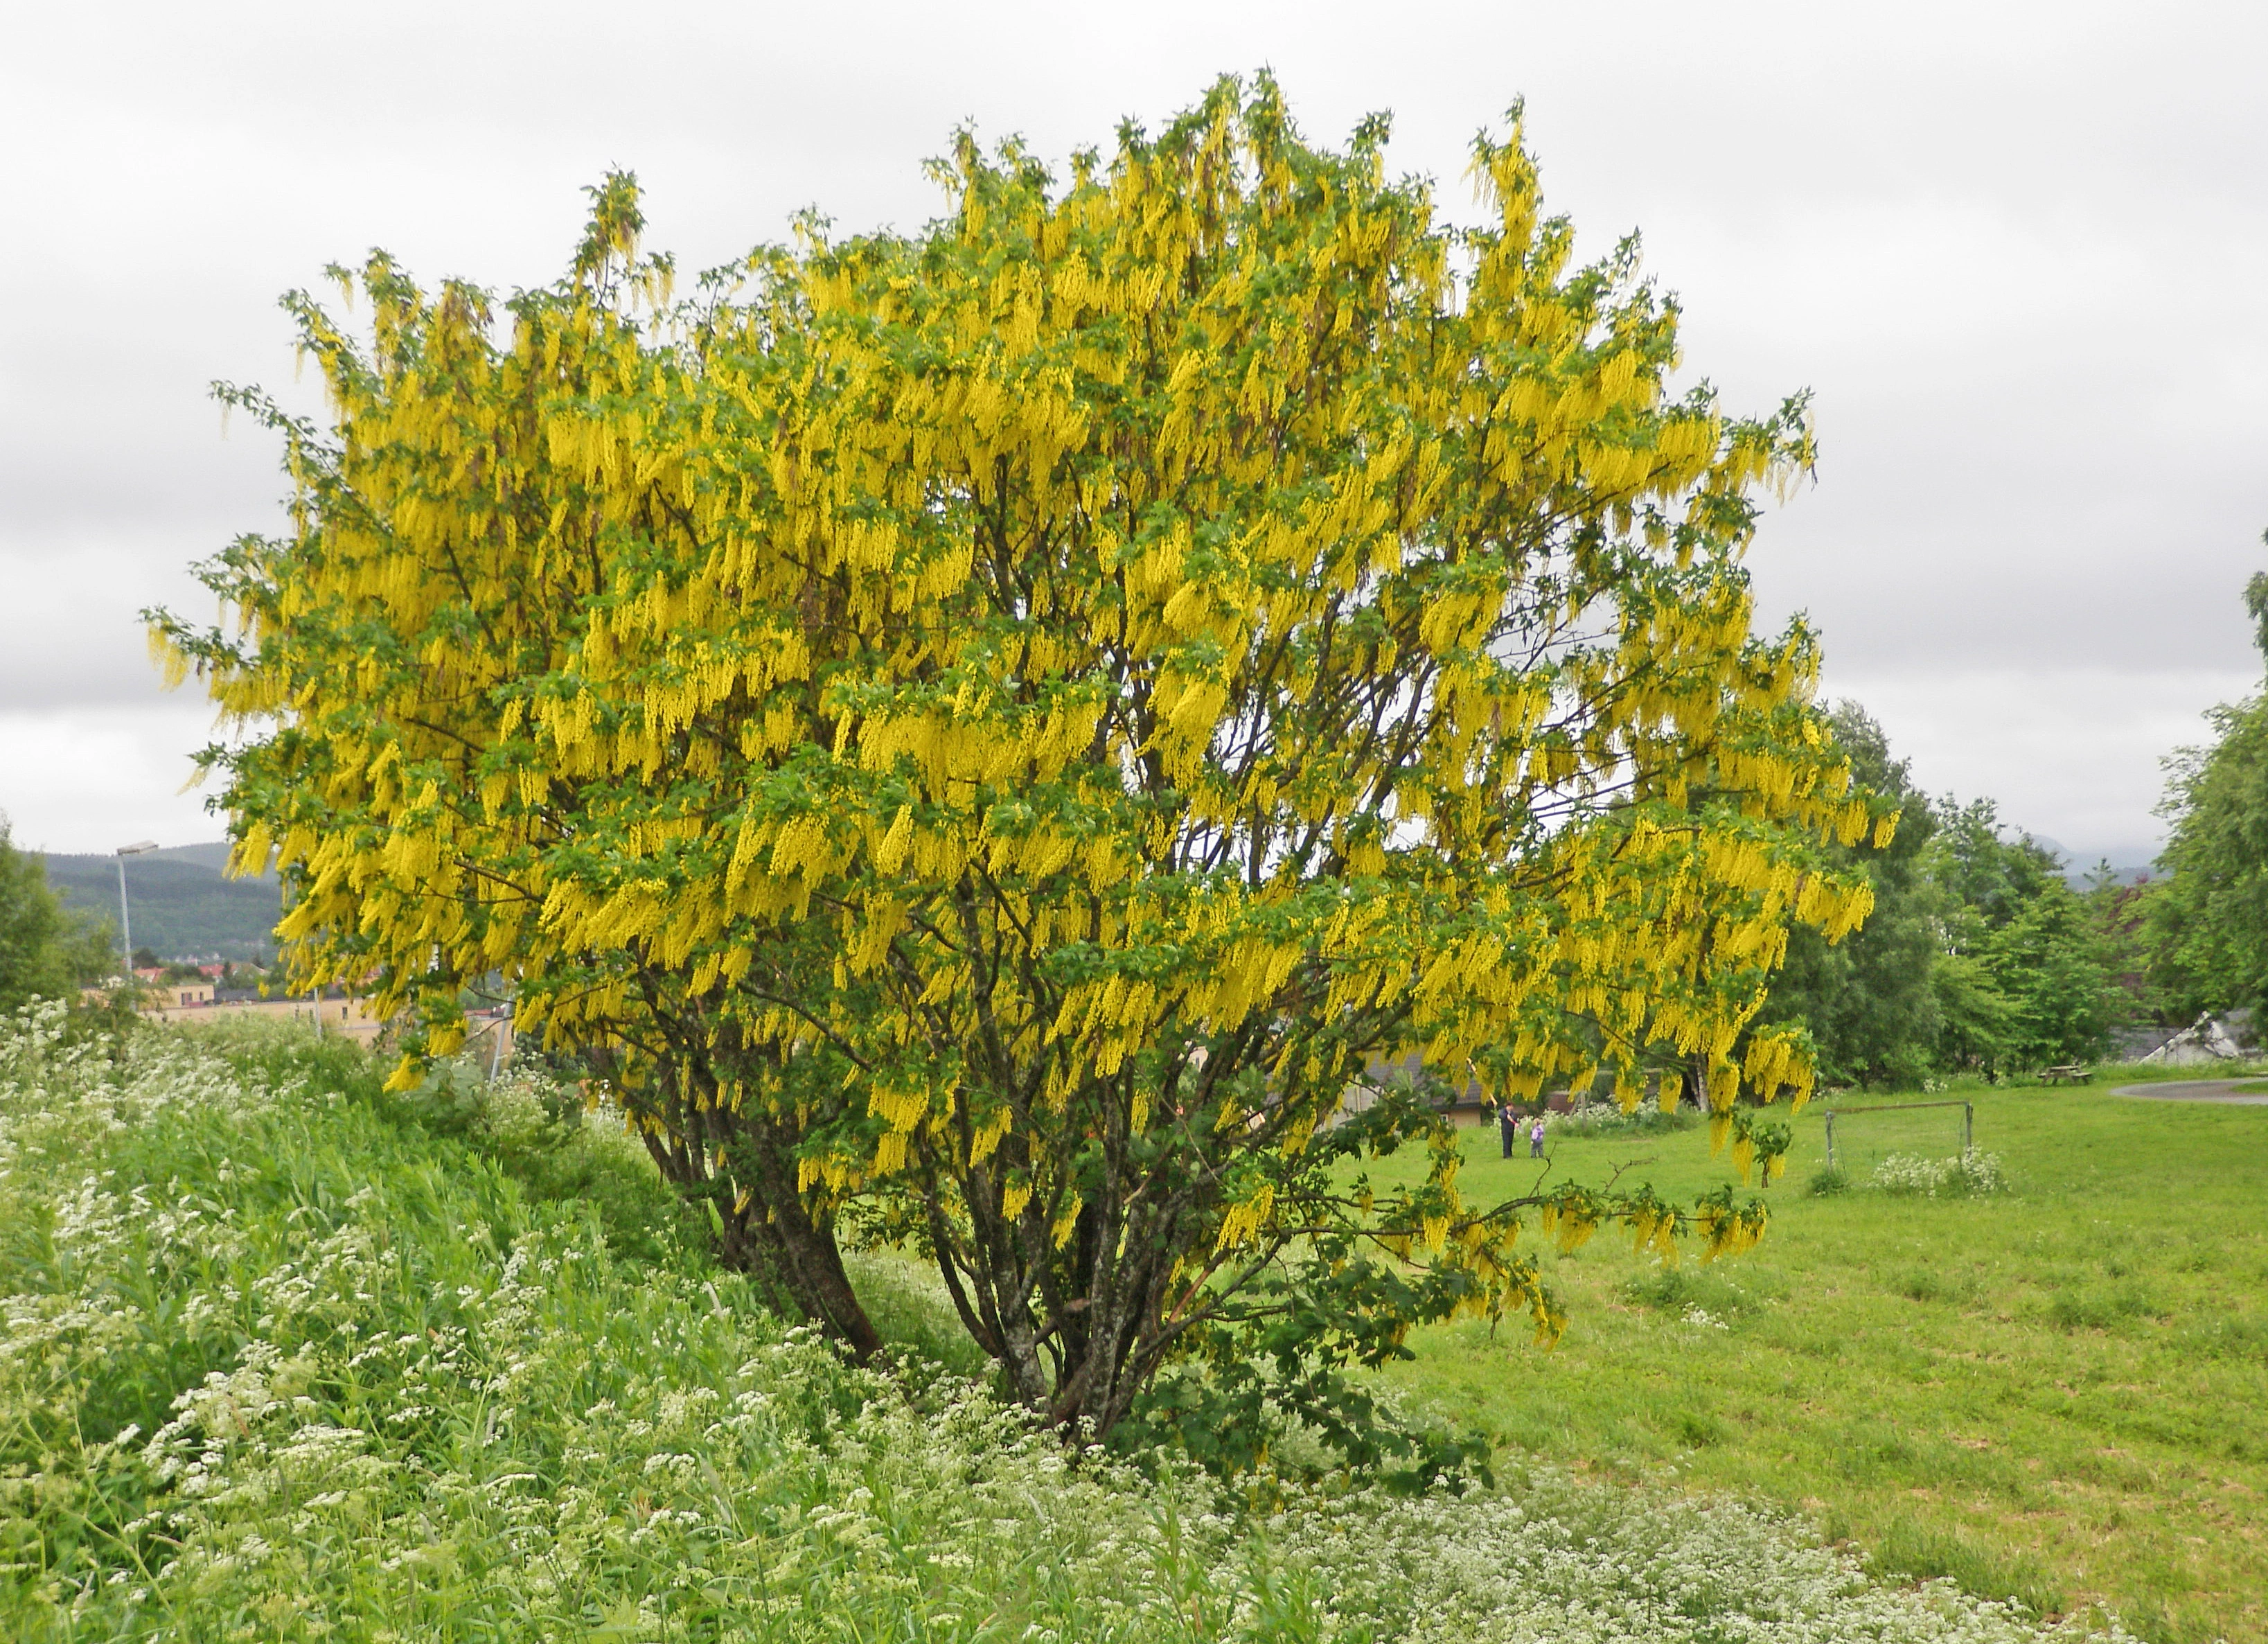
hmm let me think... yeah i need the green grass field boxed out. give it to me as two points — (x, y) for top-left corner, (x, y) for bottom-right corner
(12, 1002), (2255, 1639)
(1356, 1073), (2268, 1644)
(14, 1014), (2123, 1643)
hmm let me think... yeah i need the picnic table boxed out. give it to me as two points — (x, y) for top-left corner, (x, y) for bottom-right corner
(2041, 1063), (2091, 1086)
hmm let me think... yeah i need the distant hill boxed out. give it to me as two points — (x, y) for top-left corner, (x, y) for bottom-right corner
(2026, 836), (2164, 888)
(41, 842), (282, 963)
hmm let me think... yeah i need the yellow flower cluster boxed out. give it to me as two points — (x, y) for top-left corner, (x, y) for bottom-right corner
(159, 80), (1886, 1363)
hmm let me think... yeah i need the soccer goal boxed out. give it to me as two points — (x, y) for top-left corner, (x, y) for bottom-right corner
(1820, 1097), (1974, 1178)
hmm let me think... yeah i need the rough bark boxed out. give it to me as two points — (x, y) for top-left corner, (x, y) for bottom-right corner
(637, 1067), (882, 1360)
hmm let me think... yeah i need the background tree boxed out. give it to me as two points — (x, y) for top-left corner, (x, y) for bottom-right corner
(0, 822), (76, 1010)
(163, 78), (1883, 1465)
(2077, 860), (2161, 1028)
(1746, 706), (2140, 1083)
(0, 819), (114, 1011)
(1753, 702), (1941, 1088)
(1926, 799), (2118, 1071)
(2145, 555), (2268, 1021)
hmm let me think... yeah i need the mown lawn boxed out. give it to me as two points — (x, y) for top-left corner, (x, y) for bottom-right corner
(1358, 1073), (2268, 1644)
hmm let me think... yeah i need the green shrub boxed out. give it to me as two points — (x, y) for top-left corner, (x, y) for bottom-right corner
(1807, 1163), (1852, 1196)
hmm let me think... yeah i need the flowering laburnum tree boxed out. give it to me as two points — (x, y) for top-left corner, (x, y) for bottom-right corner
(161, 78), (1887, 1469)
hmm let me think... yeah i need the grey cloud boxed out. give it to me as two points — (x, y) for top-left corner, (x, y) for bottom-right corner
(0, 539), (227, 708)
(3, 0), (2262, 852)
(1822, 666), (2260, 863)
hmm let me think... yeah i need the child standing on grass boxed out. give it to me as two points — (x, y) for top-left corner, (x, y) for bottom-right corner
(1529, 1116), (1547, 1158)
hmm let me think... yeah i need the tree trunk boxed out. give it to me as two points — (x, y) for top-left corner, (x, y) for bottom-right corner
(639, 1083), (882, 1360)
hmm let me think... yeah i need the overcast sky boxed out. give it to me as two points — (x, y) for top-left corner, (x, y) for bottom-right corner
(3, 1), (2262, 860)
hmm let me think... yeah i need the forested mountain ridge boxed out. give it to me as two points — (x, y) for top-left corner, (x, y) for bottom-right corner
(39, 842), (279, 962)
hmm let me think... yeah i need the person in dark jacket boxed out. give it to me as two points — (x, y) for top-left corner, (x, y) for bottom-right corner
(1499, 1100), (1519, 1159)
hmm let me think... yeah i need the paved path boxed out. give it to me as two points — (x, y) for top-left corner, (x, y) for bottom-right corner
(2112, 1078), (2268, 1104)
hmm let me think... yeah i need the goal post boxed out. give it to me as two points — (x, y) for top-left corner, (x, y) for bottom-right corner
(1821, 1098), (1974, 1174)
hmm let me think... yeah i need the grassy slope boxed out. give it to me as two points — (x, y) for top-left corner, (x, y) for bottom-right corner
(1361, 1074), (2268, 1644)
(8, 1018), (2116, 1644)
(0, 1023), (1277, 1641)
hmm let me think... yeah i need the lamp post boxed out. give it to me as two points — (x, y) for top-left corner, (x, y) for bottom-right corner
(114, 840), (159, 978)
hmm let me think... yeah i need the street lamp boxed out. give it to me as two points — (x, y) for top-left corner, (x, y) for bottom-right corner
(114, 841), (159, 977)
